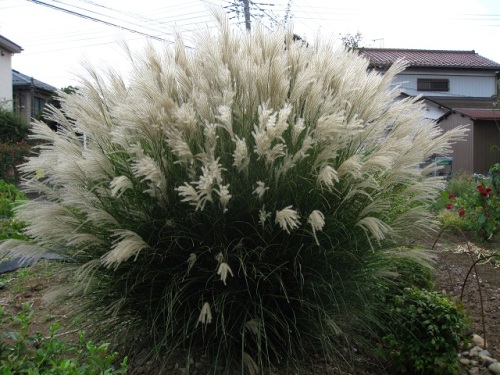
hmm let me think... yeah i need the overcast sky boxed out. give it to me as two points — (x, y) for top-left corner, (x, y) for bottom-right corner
(1, 0), (500, 89)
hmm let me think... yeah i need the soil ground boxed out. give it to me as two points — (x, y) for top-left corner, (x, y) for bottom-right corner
(0, 230), (499, 374)
(431, 230), (500, 359)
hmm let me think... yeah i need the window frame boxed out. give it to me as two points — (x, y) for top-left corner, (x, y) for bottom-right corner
(417, 78), (450, 92)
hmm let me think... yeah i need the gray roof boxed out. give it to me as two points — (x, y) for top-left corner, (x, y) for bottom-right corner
(12, 70), (57, 92)
(0, 35), (22, 54)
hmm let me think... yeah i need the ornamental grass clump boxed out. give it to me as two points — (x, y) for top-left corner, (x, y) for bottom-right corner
(0, 12), (467, 374)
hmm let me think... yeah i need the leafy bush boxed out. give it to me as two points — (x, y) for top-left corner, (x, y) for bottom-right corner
(0, 142), (32, 183)
(0, 303), (127, 374)
(0, 179), (28, 241)
(0, 108), (29, 144)
(1, 13), (467, 374)
(0, 179), (27, 218)
(383, 288), (469, 375)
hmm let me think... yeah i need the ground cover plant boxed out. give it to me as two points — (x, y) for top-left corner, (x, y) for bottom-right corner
(0, 269), (128, 374)
(0, 12), (468, 374)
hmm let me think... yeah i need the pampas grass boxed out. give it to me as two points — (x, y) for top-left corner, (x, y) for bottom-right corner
(0, 10), (467, 374)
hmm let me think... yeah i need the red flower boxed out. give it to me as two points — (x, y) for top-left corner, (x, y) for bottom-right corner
(477, 185), (492, 196)
(459, 208), (465, 217)
(446, 203), (453, 209)
(448, 193), (455, 199)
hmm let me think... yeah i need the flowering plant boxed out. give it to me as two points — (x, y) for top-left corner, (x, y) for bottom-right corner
(0, 12), (467, 374)
(441, 170), (500, 240)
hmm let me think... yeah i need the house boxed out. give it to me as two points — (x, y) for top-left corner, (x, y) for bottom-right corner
(358, 48), (500, 175)
(0, 35), (23, 110)
(12, 70), (57, 123)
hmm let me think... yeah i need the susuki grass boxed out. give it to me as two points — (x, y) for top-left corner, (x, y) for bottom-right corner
(0, 11), (467, 374)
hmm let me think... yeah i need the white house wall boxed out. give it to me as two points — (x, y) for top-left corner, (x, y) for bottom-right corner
(0, 47), (13, 110)
(393, 70), (497, 98)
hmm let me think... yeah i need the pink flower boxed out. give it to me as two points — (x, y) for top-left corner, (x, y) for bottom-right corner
(446, 203), (453, 209)
(448, 193), (455, 199)
(459, 208), (465, 217)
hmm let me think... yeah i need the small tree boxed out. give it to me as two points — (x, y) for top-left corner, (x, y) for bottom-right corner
(340, 31), (364, 51)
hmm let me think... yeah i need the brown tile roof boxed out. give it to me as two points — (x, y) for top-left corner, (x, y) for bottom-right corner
(453, 108), (500, 120)
(359, 48), (500, 69)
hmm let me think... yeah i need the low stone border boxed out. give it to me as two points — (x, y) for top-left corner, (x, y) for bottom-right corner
(461, 334), (500, 374)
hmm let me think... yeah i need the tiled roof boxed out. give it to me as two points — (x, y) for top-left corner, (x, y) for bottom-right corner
(12, 70), (57, 92)
(359, 48), (500, 69)
(453, 108), (500, 120)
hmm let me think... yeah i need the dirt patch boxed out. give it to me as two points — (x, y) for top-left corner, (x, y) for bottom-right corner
(0, 261), (77, 340)
(431, 232), (500, 358)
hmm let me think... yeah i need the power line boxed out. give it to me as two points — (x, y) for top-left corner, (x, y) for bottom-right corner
(25, 0), (175, 43)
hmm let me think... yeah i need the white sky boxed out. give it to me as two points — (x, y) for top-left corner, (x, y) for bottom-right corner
(1, 0), (500, 89)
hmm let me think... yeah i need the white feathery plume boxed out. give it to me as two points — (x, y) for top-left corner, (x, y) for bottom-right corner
(291, 118), (305, 144)
(190, 159), (226, 211)
(253, 181), (269, 200)
(317, 165), (339, 190)
(217, 262), (234, 285)
(259, 206), (271, 227)
(356, 217), (392, 241)
(176, 183), (200, 208)
(110, 175), (133, 198)
(102, 230), (150, 268)
(275, 206), (300, 234)
(233, 136), (249, 172)
(337, 155), (363, 180)
(308, 210), (325, 246)
(216, 184), (232, 211)
(197, 302), (213, 327)
(216, 105), (233, 137)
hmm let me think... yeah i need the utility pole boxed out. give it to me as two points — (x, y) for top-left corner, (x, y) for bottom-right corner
(243, 0), (251, 31)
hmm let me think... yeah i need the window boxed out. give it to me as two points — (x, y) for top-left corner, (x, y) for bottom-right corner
(33, 97), (45, 114)
(417, 79), (449, 92)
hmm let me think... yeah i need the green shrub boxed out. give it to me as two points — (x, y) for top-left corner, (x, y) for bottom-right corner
(1, 13), (467, 374)
(379, 251), (434, 294)
(383, 288), (469, 375)
(0, 303), (128, 374)
(0, 108), (29, 144)
(0, 179), (27, 218)
(0, 142), (32, 183)
(0, 219), (28, 241)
